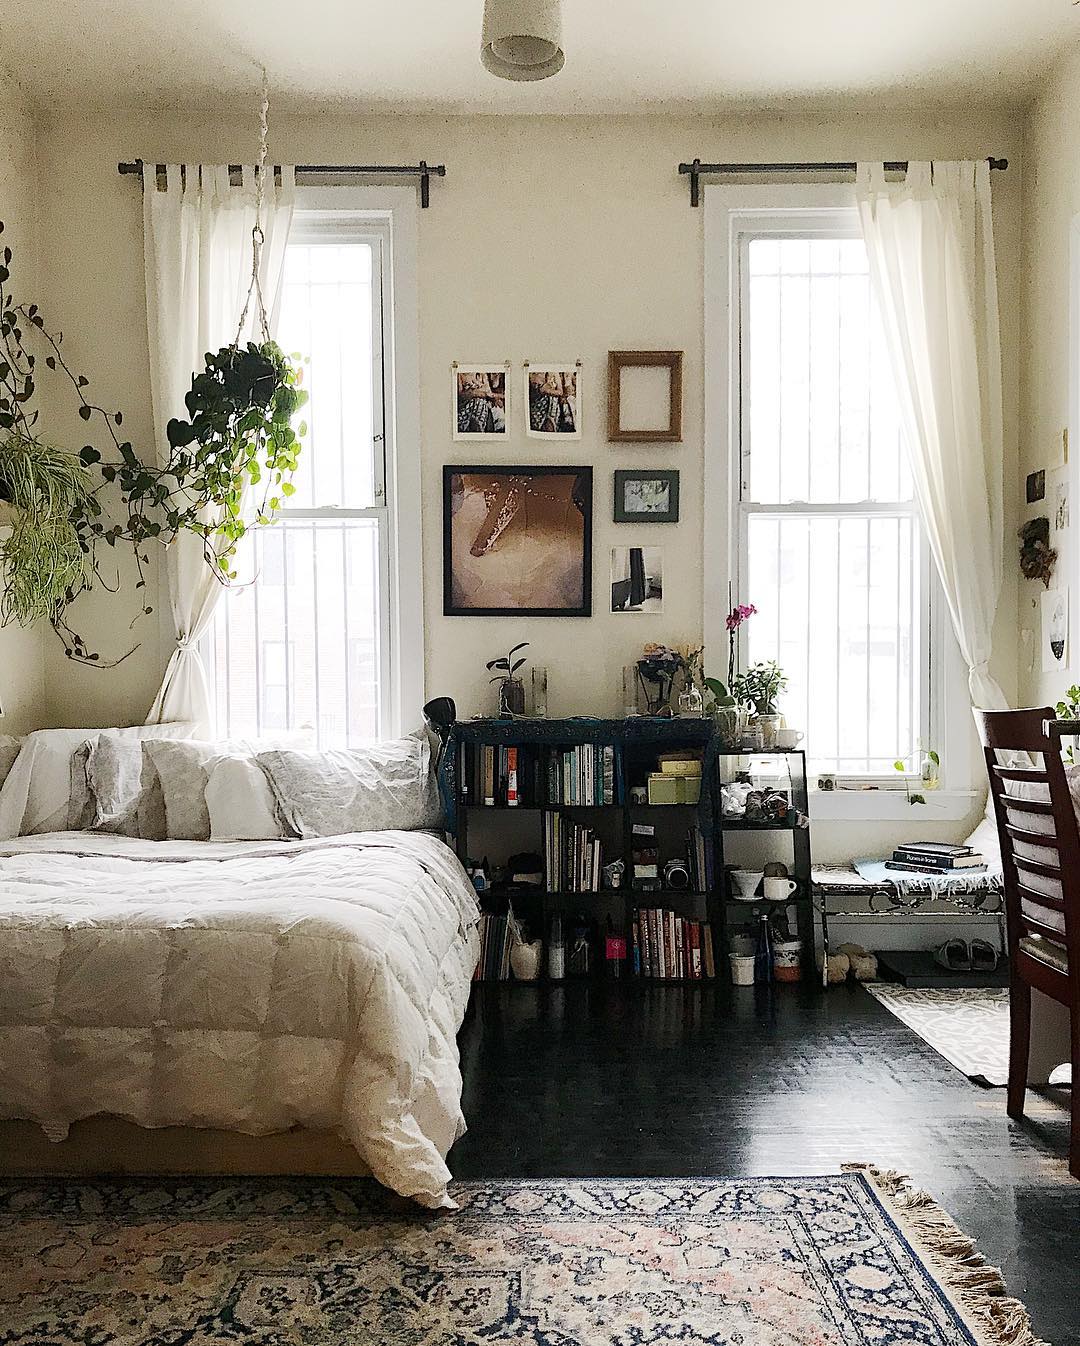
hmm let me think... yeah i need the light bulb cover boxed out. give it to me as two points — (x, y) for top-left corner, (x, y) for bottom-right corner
(481, 0), (564, 82)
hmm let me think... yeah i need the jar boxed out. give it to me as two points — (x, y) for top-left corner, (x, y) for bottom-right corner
(531, 666), (549, 718)
(754, 713), (782, 749)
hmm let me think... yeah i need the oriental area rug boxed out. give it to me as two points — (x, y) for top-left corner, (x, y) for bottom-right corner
(0, 1169), (1046, 1345)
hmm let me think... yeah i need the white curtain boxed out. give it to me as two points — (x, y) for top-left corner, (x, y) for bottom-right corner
(143, 163), (295, 734)
(855, 161), (1006, 713)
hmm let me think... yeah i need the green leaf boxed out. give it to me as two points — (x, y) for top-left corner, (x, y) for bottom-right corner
(927, 750), (940, 766)
(893, 760), (905, 772)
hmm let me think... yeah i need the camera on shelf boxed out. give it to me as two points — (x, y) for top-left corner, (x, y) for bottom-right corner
(663, 858), (691, 890)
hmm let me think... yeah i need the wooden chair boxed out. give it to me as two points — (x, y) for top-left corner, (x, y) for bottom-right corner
(977, 707), (1079, 1178)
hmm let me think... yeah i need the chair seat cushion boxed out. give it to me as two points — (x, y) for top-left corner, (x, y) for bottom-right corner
(1018, 933), (1069, 975)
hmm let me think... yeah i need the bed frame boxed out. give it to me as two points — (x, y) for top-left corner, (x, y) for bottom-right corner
(0, 1119), (371, 1177)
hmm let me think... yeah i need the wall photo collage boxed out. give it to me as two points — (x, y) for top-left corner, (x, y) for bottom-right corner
(444, 351), (684, 619)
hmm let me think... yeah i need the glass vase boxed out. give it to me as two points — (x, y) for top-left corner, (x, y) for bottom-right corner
(497, 676), (526, 717)
(531, 666), (549, 718)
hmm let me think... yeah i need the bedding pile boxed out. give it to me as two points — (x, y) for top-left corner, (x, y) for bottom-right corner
(0, 829), (479, 1208)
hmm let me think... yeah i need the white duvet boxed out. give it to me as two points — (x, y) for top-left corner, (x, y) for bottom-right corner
(0, 830), (480, 1209)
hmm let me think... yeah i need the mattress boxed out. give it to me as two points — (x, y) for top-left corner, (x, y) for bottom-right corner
(0, 830), (480, 1209)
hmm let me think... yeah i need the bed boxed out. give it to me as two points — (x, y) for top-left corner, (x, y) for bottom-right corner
(0, 827), (480, 1209)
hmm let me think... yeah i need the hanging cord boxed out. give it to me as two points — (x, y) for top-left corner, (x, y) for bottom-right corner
(234, 67), (272, 346)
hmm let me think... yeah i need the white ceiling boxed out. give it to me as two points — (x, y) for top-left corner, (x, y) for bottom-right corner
(4, 0), (1079, 114)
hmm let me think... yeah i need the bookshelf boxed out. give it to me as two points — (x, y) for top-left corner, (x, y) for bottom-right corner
(443, 717), (814, 985)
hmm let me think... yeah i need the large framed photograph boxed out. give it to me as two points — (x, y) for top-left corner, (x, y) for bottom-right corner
(613, 469), (680, 523)
(453, 363), (509, 440)
(443, 465), (593, 616)
(525, 362), (581, 438)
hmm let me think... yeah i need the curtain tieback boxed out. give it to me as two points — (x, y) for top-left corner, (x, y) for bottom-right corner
(968, 659), (991, 678)
(175, 635), (196, 654)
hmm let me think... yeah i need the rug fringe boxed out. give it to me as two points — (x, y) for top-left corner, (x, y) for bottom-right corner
(844, 1164), (1048, 1346)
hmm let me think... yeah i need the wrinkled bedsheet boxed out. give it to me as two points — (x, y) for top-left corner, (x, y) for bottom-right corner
(0, 830), (480, 1208)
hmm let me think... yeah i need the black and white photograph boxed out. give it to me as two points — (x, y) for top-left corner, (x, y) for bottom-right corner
(525, 363), (581, 438)
(453, 364), (509, 439)
(613, 469), (680, 523)
(610, 545), (664, 613)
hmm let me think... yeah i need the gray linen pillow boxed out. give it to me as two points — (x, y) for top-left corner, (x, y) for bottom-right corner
(257, 736), (443, 839)
(141, 740), (229, 841)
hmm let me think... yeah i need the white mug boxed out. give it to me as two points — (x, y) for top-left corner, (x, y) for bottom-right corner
(763, 876), (799, 901)
(776, 729), (803, 750)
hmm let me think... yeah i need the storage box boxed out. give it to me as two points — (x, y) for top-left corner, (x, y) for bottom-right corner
(648, 773), (701, 804)
(658, 754), (703, 777)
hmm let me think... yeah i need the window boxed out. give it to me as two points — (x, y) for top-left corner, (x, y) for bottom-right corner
(207, 193), (421, 746)
(707, 189), (937, 782)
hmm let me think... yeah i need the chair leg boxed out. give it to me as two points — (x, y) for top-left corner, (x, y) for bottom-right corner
(1008, 975), (1031, 1121)
(1070, 1009), (1079, 1181)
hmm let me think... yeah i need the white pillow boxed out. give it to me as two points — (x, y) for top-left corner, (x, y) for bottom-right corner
(0, 723), (195, 839)
(257, 736), (444, 839)
(206, 755), (283, 841)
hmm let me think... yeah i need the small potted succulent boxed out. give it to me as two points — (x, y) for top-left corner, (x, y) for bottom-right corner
(487, 641), (529, 717)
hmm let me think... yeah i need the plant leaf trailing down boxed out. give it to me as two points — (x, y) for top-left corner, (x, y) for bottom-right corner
(0, 220), (307, 664)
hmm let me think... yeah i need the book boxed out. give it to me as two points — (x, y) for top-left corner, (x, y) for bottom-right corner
(507, 747), (518, 806)
(885, 859), (987, 876)
(483, 746), (495, 806)
(891, 848), (985, 870)
(894, 842), (973, 858)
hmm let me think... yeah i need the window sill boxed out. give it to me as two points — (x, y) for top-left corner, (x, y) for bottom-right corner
(808, 789), (979, 823)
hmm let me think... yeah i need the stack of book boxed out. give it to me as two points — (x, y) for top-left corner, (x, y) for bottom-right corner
(632, 908), (716, 980)
(543, 811), (603, 892)
(473, 910), (513, 981)
(467, 743), (621, 807)
(885, 841), (987, 875)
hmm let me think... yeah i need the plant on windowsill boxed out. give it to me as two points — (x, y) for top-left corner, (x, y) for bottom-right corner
(1054, 686), (1080, 761)
(0, 220), (307, 664)
(487, 642), (529, 717)
(892, 747), (940, 805)
(732, 659), (788, 748)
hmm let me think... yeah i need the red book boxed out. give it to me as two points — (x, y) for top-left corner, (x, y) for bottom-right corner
(507, 747), (518, 806)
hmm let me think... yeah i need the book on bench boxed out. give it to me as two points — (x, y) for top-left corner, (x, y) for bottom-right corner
(888, 843), (986, 873)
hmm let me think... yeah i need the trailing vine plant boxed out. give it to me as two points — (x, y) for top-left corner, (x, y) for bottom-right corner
(0, 222), (306, 663)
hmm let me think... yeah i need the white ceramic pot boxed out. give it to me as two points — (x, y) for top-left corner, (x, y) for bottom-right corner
(729, 954), (756, 986)
(510, 938), (543, 981)
(730, 869), (762, 901)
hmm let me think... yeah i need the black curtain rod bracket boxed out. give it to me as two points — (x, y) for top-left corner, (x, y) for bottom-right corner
(678, 156), (1008, 207)
(118, 159), (447, 207)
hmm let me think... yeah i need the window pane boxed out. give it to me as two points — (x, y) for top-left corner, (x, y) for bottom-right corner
(277, 241), (377, 509)
(208, 518), (384, 747)
(746, 513), (920, 776)
(745, 236), (910, 505)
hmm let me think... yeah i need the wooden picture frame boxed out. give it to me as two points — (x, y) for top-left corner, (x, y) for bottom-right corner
(613, 469), (680, 523)
(443, 465), (593, 617)
(607, 350), (683, 443)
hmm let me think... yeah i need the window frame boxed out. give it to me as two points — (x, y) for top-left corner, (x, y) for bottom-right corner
(206, 185), (423, 743)
(704, 183), (974, 818)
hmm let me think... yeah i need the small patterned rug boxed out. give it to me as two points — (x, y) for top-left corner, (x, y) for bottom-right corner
(0, 1169), (1046, 1345)
(867, 984), (1010, 1086)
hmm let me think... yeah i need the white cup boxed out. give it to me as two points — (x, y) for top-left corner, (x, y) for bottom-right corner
(729, 954), (756, 986)
(776, 729), (804, 749)
(763, 876), (798, 901)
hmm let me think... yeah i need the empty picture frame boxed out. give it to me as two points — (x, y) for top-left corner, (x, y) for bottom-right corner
(607, 350), (683, 442)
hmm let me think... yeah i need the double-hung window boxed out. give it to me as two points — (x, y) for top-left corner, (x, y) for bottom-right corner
(707, 188), (941, 784)
(207, 193), (421, 745)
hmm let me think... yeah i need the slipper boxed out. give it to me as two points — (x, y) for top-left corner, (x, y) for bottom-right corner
(934, 938), (970, 972)
(969, 938), (999, 973)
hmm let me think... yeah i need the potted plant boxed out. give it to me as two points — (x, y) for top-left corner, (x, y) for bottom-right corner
(705, 600), (756, 745)
(732, 659), (788, 748)
(487, 641), (529, 717)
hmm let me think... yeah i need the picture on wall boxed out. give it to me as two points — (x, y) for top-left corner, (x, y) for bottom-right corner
(1042, 587), (1069, 673)
(613, 469), (680, 523)
(611, 546), (664, 613)
(525, 363), (581, 438)
(453, 364), (509, 440)
(444, 465), (593, 616)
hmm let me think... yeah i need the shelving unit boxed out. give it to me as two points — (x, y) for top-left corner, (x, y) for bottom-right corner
(711, 749), (815, 978)
(443, 717), (719, 984)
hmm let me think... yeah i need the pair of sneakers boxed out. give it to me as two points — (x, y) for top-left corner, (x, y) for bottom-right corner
(934, 938), (998, 973)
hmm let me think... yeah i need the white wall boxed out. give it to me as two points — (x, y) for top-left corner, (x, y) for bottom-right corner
(1019, 46), (1080, 708)
(0, 83), (45, 734)
(21, 106), (1024, 859)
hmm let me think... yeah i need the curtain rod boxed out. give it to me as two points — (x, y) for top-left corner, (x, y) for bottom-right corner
(117, 159), (447, 207)
(677, 157), (1008, 207)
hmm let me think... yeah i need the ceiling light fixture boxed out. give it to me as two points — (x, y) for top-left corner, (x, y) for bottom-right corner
(481, 0), (564, 82)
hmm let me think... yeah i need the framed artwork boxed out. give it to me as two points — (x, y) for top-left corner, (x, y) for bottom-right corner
(1026, 469), (1046, 504)
(607, 350), (683, 442)
(610, 546), (664, 613)
(524, 362), (581, 438)
(1042, 587), (1069, 673)
(443, 465), (593, 616)
(452, 363), (509, 440)
(613, 469), (680, 523)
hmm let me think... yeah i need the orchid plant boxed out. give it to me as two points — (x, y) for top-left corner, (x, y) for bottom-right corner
(705, 599), (757, 709)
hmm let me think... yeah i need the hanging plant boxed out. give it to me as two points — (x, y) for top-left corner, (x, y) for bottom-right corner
(0, 76), (306, 662)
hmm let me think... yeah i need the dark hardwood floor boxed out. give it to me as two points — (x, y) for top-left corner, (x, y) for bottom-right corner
(453, 981), (1080, 1346)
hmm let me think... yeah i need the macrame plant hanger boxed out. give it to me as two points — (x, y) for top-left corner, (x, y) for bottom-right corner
(234, 68), (272, 348)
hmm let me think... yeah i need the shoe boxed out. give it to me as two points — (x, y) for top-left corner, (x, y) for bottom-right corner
(934, 938), (970, 972)
(969, 938), (998, 973)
